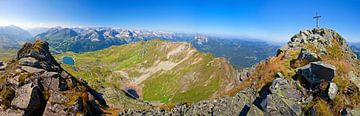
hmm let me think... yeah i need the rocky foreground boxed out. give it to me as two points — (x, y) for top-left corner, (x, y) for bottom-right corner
(0, 40), (110, 115)
(119, 28), (360, 115)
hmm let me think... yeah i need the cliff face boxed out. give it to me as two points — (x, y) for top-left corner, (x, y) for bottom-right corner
(119, 28), (360, 115)
(0, 40), (109, 115)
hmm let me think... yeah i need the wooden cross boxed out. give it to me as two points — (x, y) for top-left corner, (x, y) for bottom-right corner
(313, 13), (322, 28)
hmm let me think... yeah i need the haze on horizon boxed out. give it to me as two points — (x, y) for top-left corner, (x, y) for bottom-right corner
(0, 0), (359, 42)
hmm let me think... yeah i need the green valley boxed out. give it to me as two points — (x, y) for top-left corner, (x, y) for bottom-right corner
(56, 39), (240, 108)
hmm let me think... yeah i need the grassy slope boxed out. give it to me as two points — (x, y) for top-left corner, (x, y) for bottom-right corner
(56, 39), (238, 109)
(0, 49), (17, 62)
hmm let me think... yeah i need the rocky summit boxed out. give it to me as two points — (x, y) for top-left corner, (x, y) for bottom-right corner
(118, 28), (360, 115)
(0, 40), (110, 115)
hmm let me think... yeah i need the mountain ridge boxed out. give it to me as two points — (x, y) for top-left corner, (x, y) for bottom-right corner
(36, 27), (279, 68)
(118, 28), (360, 115)
(0, 25), (32, 49)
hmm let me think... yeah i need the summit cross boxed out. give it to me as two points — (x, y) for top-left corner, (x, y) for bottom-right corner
(313, 13), (322, 28)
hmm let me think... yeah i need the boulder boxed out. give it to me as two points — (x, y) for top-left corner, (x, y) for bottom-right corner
(327, 82), (338, 100)
(18, 57), (40, 67)
(260, 76), (303, 115)
(297, 62), (336, 85)
(20, 66), (45, 74)
(0, 61), (6, 71)
(10, 83), (40, 113)
(297, 48), (320, 61)
(263, 93), (302, 115)
(269, 77), (302, 100)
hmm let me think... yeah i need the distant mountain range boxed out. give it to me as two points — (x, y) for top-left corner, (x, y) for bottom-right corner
(34, 27), (279, 68)
(0, 25), (32, 49)
(349, 42), (360, 58)
(26, 27), (50, 36)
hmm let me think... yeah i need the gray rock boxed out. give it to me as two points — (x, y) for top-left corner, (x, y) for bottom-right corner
(43, 92), (74, 115)
(0, 61), (6, 71)
(348, 71), (360, 91)
(269, 77), (302, 100)
(264, 94), (302, 115)
(18, 57), (40, 67)
(6, 75), (21, 86)
(0, 108), (25, 116)
(41, 71), (60, 78)
(297, 61), (336, 85)
(43, 103), (70, 116)
(328, 82), (338, 100)
(11, 83), (40, 113)
(261, 76), (303, 115)
(247, 105), (264, 116)
(350, 108), (360, 116)
(48, 92), (68, 104)
(341, 107), (360, 116)
(42, 76), (60, 91)
(297, 48), (320, 61)
(21, 66), (45, 74)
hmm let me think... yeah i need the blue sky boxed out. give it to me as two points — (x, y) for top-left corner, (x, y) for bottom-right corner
(0, 0), (359, 42)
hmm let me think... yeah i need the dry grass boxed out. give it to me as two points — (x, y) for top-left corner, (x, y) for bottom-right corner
(224, 52), (296, 96)
(314, 99), (332, 116)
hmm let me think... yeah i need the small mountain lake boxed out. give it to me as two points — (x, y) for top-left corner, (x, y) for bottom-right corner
(62, 56), (75, 65)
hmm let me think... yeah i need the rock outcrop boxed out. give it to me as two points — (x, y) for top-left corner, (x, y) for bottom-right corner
(262, 75), (303, 115)
(278, 28), (357, 60)
(297, 48), (320, 61)
(297, 61), (336, 85)
(0, 40), (109, 115)
(327, 82), (338, 100)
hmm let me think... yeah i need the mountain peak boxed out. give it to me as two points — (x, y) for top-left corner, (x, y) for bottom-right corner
(0, 40), (110, 115)
(278, 28), (357, 60)
(16, 39), (61, 72)
(289, 28), (345, 47)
